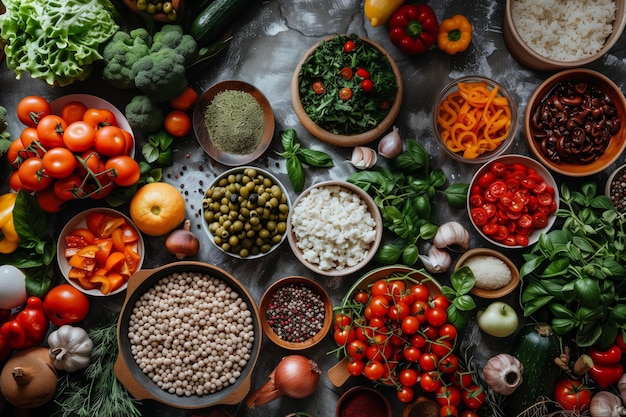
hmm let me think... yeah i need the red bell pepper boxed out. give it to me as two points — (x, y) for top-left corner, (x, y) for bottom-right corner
(388, 4), (439, 55)
(0, 296), (49, 360)
(588, 343), (624, 389)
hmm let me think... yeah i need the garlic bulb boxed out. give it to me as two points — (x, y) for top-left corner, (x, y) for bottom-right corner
(419, 245), (452, 273)
(349, 146), (377, 169)
(377, 125), (402, 158)
(589, 391), (626, 417)
(433, 221), (471, 251)
(483, 353), (523, 395)
(48, 325), (93, 373)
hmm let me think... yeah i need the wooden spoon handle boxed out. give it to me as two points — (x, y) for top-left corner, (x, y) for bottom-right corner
(326, 357), (351, 387)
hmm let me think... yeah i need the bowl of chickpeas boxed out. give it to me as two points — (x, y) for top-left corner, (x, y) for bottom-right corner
(201, 166), (291, 259)
(115, 261), (262, 409)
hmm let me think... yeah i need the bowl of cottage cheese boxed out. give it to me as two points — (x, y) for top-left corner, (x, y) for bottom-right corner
(287, 180), (383, 277)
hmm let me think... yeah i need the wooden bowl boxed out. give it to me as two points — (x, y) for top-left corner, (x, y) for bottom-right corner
(454, 248), (520, 299)
(193, 80), (274, 166)
(291, 35), (403, 147)
(503, 0), (626, 71)
(524, 69), (626, 176)
(115, 261), (262, 409)
(605, 163), (626, 212)
(336, 386), (391, 417)
(287, 180), (383, 277)
(259, 276), (333, 350)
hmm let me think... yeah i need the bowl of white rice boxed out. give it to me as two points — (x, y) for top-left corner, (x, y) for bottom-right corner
(503, 0), (626, 71)
(287, 180), (383, 277)
(454, 248), (520, 299)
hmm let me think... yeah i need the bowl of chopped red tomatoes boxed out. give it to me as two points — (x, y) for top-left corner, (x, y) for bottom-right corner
(291, 34), (403, 147)
(432, 75), (518, 164)
(467, 155), (559, 248)
(57, 207), (144, 296)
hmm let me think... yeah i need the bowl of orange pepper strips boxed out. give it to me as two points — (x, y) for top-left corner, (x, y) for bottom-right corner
(432, 75), (518, 164)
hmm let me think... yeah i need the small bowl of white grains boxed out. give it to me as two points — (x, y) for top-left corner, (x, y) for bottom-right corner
(115, 261), (261, 409)
(454, 248), (520, 299)
(259, 276), (333, 350)
(287, 180), (383, 277)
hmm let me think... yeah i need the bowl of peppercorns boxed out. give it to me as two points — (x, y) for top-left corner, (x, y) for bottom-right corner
(606, 163), (626, 213)
(259, 276), (333, 350)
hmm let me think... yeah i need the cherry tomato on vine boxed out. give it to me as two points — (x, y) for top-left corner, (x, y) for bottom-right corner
(63, 121), (96, 152)
(420, 371), (442, 392)
(61, 101), (88, 125)
(399, 368), (419, 387)
(37, 115), (67, 149)
(553, 378), (591, 411)
(17, 95), (51, 127)
(411, 283), (430, 302)
(403, 345), (422, 362)
(439, 354), (459, 374)
(42, 147), (77, 179)
(18, 157), (51, 191)
(418, 352), (438, 371)
(36, 186), (66, 213)
(339, 87), (353, 101)
(371, 280), (390, 299)
(334, 313), (352, 329)
(460, 411), (479, 417)
(94, 126), (127, 156)
(346, 358), (365, 376)
(105, 155), (140, 187)
(440, 405), (459, 417)
(439, 324), (458, 341)
(9, 171), (26, 192)
(363, 360), (385, 381)
(346, 339), (367, 360)
(426, 306), (448, 327)
(397, 385), (414, 403)
(431, 295), (451, 310)
(333, 326), (355, 346)
(7, 138), (26, 168)
(387, 301), (409, 321)
(462, 385), (486, 410)
(83, 108), (117, 130)
(369, 295), (389, 317)
(401, 315), (420, 335)
(169, 87), (198, 111)
(54, 173), (86, 200)
(353, 290), (369, 305)
(164, 110), (192, 137)
(20, 127), (40, 149)
(436, 385), (462, 407)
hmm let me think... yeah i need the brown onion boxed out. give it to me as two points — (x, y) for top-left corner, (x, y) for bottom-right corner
(246, 355), (320, 408)
(165, 219), (199, 259)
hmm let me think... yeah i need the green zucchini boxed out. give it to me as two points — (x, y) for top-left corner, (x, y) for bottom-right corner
(189, 0), (251, 46)
(504, 323), (562, 417)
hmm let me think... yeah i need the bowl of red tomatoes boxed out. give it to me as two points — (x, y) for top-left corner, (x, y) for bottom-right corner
(56, 207), (144, 296)
(467, 154), (559, 248)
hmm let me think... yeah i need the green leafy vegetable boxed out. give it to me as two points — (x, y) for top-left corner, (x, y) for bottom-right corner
(298, 34), (398, 135)
(441, 266), (477, 329)
(0, 0), (119, 86)
(347, 139), (468, 266)
(520, 182), (626, 349)
(277, 129), (334, 192)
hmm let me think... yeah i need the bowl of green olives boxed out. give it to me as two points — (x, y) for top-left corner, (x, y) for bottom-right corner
(201, 166), (291, 259)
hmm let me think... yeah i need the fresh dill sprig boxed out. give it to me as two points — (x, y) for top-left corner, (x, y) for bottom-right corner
(53, 314), (142, 417)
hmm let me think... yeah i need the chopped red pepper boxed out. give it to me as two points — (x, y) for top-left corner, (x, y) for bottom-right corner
(0, 296), (49, 360)
(588, 343), (624, 388)
(388, 4), (439, 55)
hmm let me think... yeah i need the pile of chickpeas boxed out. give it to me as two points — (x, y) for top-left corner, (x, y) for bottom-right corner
(128, 272), (255, 397)
(202, 168), (289, 258)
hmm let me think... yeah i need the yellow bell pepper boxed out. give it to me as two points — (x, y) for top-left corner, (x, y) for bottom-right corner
(437, 14), (473, 55)
(0, 193), (19, 254)
(364, 0), (405, 27)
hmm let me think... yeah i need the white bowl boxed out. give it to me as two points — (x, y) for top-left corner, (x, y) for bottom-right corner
(57, 207), (144, 296)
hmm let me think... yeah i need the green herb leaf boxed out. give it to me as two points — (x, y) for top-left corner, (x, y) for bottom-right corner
(393, 139), (429, 172)
(13, 190), (47, 242)
(297, 148), (334, 167)
(443, 183), (469, 209)
(286, 156), (305, 192)
(280, 129), (297, 153)
(451, 266), (475, 295)
(401, 243), (419, 265)
(454, 294), (476, 312)
(374, 241), (404, 264)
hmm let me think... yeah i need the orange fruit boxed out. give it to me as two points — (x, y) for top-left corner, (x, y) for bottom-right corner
(129, 182), (185, 236)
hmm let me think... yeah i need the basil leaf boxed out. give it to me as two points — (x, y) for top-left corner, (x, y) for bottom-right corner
(451, 266), (475, 295)
(443, 183), (469, 209)
(24, 264), (54, 298)
(286, 156), (305, 192)
(428, 169), (446, 188)
(13, 190), (47, 242)
(374, 241), (403, 264)
(393, 139), (428, 172)
(280, 129), (297, 152)
(401, 244), (419, 266)
(454, 294), (476, 312)
(297, 148), (334, 167)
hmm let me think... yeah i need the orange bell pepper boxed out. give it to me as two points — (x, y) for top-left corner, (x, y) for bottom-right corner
(438, 15), (472, 55)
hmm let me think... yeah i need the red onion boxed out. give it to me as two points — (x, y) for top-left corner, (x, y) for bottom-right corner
(246, 355), (320, 408)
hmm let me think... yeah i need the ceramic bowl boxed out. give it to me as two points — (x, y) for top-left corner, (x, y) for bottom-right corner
(503, 0), (626, 71)
(50, 94), (135, 157)
(467, 154), (559, 249)
(259, 276), (333, 350)
(336, 386), (392, 417)
(122, 0), (184, 22)
(287, 180), (383, 277)
(291, 34), (403, 147)
(56, 207), (144, 296)
(454, 248), (521, 298)
(431, 75), (518, 164)
(524, 69), (626, 177)
(201, 166), (291, 259)
(605, 163), (626, 212)
(115, 261), (262, 409)
(192, 80), (274, 166)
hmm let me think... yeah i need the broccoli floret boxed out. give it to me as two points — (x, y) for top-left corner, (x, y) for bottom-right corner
(125, 95), (164, 134)
(151, 24), (198, 67)
(102, 29), (151, 90)
(131, 48), (187, 103)
(0, 106), (12, 157)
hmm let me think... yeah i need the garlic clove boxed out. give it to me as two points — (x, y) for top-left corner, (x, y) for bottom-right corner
(433, 221), (471, 252)
(349, 146), (377, 169)
(377, 125), (402, 158)
(418, 245), (452, 273)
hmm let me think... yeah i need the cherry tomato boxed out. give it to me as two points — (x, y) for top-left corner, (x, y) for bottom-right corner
(369, 295), (390, 317)
(343, 40), (356, 52)
(411, 300), (429, 323)
(371, 280), (390, 299)
(462, 385), (486, 410)
(361, 79), (374, 93)
(63, 121), (96, 152)
(18, 157), (52, 191)
(312, 80), (325, 95)
(418, 352), (438, 371)
(7, 138), (26, 168)
(553, 378), (591, 411)
(436, 385), (462, 407)
(470, 207), (489, 226)
(426, 306), (448, 327)
(169, 87), (198, 111)
(83, 108), (117, 130)
(489, 161), (507, 177)
(9, 171), (26, 192)
(164, 110), (192, 137)
(439, 324), (458, 341)
(334, 313), (352, 329)
(36, 115), (67, 149)
(354, 290), (369, 305)
(17, 95), (51, 127)
(431, 295), (451, 310)
(42, 147), (77, 179)
(440, 405), (459, 417)
(403, 345), (422, 362)
(94, 125), (127, 156)
(420, 371), (442, 392)
(333, 326), (355, 346)
(387, 301), (409, 321)
(346, 358), (365, 376)
(61, 100), (88, 124)
(105, 155), (141, 187)
(54, 174), (86, 200)
(401, 315), (420, 335)
(439, 354), (459, 374)
(460, 411), (479, 417)
(356, 68), (370, 78)
(397, 385), (414, 403)
(346, 339), (367, 360)
(363, 360), (385, 381)
(78, 150), (105, 178)
(20, 126), (39, 149)
(42, 283), (90, 326)
(399, 368), (419, 387)
(36, 186), (66, 213)
(411, 283), (430, 302)
(339, 66), (353, 80)
(339, 87), (353, 101)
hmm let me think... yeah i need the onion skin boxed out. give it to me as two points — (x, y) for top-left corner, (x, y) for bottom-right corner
(245, 355), (320, 408)
(165, 219), (200, 259)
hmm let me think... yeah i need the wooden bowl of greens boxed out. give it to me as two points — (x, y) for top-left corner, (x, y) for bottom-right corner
(193, 80), (275, 166)
(291, 34), (403, 147)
